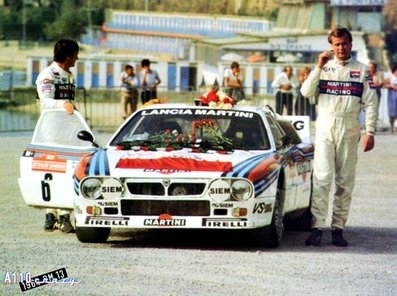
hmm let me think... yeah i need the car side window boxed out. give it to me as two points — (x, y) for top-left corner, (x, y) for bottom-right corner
(265, 114), (285, 149)
(276, 120), (302, 145)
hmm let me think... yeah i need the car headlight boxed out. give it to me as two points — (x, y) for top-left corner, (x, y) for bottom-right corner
(231, 180), (252, 201)
(81, 178), (102, 200)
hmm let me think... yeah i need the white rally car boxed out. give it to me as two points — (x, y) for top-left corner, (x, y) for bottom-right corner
(73, 103), (314, 247)
(19, 104), (314, 247)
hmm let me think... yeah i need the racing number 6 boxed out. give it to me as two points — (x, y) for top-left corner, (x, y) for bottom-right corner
(41, 173), (53, 201)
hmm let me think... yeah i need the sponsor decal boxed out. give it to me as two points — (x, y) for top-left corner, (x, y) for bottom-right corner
(208, 179), (231, 202)
(54, 83), (75, 100)
(141, 108), (254, 118)
(297, 162), (311, 175)
(350, 70), (361, 78)
(84, 216), (129, 226)
(319, 80), (363, 97)
(323, 66), (337, 73)
(253, 202), (273, 214)
(211, 203), (234, 208)
(100, 178), (124, 199)
(144, 168), (191, 174)
(366, 75), (377, 89)
(32, 154), (67, 173)
(144, 214), (186, 226)
(97, 201), (118, 207)
(202, 218), (247, 227)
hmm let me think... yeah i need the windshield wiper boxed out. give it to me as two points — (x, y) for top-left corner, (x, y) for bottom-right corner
(115, 140), (152, 149)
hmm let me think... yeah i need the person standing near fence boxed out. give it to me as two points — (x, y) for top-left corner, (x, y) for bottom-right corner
(223, 61), (245, 102)
(301, 27), (378, 247)
(35, 38), (79, 233)
(272, 65), (299, 115)
(139, 59), (161, 105)
(384, 65), (397, 134)
(368, 61), (384, 109)
(294, 66), (316, 120)
(120, 64), (139, 120)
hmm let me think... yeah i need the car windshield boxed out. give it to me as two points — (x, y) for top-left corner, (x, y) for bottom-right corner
(110, 107), (270, 151)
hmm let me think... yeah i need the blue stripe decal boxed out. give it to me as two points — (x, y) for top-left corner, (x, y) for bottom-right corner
(88, 151), (99, 175)
(87, 149), (110, 176)
(223, 153), (272, 178)
(73, 176), (80, 195)
(229, 153), (269, 173)
(253, 168), (279, 196)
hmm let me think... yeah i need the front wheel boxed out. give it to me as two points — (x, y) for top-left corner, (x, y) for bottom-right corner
(75, 226), (110, 243)
(252, 189), (285, 248)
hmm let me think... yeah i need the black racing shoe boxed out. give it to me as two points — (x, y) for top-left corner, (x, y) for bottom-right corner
(305, 228), (323, 246)
(59, 215), (74, 233)
(44, 213), (57, 231)
(332, 228), (348, 247)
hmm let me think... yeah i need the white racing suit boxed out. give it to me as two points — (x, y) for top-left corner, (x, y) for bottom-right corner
(36, 61), (76, 217)
(36, 61), (76, 110)
(301, 58), (378, 229)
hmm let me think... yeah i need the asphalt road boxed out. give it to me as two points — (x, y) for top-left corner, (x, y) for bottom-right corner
(0, 131), (396, 296)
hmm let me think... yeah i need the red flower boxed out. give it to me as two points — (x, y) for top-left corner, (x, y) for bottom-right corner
(222, 97), (234, 105)
(206, 90), (219, 102)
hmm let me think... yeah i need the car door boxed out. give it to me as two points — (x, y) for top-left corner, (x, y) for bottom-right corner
(18, 109), (97, 209)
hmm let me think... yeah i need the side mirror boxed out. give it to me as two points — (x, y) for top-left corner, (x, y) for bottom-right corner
(77, 130), (99, 148)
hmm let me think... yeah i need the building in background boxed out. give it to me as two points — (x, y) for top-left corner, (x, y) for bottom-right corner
(28, 0), (386, 95)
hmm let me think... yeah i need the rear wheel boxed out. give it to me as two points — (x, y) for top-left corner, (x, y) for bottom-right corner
(75, 226), (110, 243)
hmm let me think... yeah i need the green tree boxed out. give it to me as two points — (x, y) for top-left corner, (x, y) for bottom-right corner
(44, 2), (87, 40)
(0, 0), (105, 41)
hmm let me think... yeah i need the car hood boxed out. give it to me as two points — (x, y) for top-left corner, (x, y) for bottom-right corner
(76, 148), (280, 181)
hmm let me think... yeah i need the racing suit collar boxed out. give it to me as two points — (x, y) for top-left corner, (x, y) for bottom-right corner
(333, 56), (352, 66)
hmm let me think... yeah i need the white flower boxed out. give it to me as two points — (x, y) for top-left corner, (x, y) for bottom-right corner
(217, 91), (227, 100)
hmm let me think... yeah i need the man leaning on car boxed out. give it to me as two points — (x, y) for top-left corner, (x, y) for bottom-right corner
(35, 39), (80, 233)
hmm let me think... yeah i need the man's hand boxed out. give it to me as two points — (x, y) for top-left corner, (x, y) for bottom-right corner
(317, 50), (334, 68)
(64, 101), (74, 115)
(363, 134), (375, 152)
(280, 83), (292, 91)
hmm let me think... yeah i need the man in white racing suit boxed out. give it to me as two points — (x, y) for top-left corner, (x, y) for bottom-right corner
(301, 27), (378, 247)
(36, 39), (79, 233)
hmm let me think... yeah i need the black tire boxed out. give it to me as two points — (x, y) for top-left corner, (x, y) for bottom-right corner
(284, 207), (312, 231)
(252, 188), (285, 248)
(75, 226), (110, 243)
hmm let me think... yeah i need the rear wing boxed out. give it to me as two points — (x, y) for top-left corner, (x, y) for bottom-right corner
(281, 115), (312, 144)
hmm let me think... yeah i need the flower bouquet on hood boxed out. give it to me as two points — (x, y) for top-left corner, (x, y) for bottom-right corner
(198, 88), (235, 109)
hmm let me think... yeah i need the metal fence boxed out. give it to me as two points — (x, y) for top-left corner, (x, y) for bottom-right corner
(1, 86), (303, 133)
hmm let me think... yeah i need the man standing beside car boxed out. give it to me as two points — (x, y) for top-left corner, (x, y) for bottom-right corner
(139, 58), (161, 105)
(301, 27), (378, 247)
(36, 38), (79, 233)
(272, 65), (299, 115)
(120, 64), (139, 120)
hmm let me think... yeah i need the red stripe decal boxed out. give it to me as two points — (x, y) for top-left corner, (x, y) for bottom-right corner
(116, 157), (232, 172)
